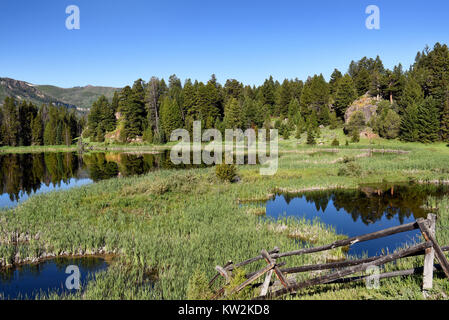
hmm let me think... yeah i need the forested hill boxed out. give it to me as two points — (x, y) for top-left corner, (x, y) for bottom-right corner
(0, 77), (119, 110)
(0, 78), (67, 107)
(36, 84), (120, 110)
(86, 42), (449, 145)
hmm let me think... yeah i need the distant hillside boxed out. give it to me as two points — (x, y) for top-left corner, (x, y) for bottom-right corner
(0, 77), (65, 106)
(37, 84), (120, 110)
(0, 77), (120, 109)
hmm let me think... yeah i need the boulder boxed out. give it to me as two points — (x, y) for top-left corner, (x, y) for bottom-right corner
(344, 95), (378, 124)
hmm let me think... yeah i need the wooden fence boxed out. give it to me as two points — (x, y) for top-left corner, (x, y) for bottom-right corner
(209, 213), (449, 299)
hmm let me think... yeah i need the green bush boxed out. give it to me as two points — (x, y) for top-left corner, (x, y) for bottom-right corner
(331, 138), (340, 146)
(338, 161), (362, 176)
(351, 129), (360, 143)
(187, 270), (213, 300)
(215, 163), (237, 182)
(306, 129), (316, 145)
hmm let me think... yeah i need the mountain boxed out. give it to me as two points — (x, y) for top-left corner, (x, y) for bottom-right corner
(0, 77), (120, 109)
(37, 84), (120, 110)
(0, 77), (65, 106)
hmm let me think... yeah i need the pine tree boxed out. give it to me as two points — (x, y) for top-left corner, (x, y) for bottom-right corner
(1, 97), (20, 146)
(287, 98), (300, 121)
(18, 101), (36, 146)
(306, 128), (316, 145)
(31, 112), (44, 146)
(354, 67), (371, 96)
(121, 80), (147, 140)
(224, 98), (243, 129)
(160, 97), (183, 139)
(417, 97), (440, 143)
(334, 75), (357, 119)
(278, 79), (292, 117)
(329, 111), (339, 129)
(400, 102), (419, 142)
(440, 97), (449, 142)
(318, 106), (330, 126)
(381, 64), (405, 103)
(242, 97), (254, 128)
(398, 77), (424, 115)
(329, 69), (343, 97)
(44, 121), (56, 145)
(260, 76), (276, 115)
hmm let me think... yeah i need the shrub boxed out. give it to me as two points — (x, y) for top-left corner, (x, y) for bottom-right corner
(338, 161), (362, 176)
(187, 270), (212, 300)
(306, 129), (316, 145)
(351, 129), (360, 143)
(331, 138), (340, 146)
(215, 163), (237, 182)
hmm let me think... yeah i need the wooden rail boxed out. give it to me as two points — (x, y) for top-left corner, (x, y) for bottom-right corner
(210, 213), (449, 300)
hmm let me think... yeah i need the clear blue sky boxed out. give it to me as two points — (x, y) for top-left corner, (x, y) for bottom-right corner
(0, 0), (448, 88)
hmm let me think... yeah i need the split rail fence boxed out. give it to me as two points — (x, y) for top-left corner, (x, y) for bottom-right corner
(209, 214), (449, 299)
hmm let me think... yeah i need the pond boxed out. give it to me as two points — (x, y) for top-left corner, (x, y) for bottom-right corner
(265, 184), (449, 257)
(0, 151), (210, 209)
(0, 257), (109, 299)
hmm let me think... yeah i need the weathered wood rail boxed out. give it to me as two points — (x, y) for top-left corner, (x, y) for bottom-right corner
(209, 213), (449, 300)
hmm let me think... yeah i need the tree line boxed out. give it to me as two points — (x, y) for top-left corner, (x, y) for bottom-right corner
(0, 97), (83, 146)
(86, 43), (449, 145)
(4, 42), (448, 147)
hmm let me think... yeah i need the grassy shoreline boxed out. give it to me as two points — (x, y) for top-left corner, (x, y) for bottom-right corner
(2, 129), (449, 299)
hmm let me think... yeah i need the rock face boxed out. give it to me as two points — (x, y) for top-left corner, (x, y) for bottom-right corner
(344, 95), (378, 124)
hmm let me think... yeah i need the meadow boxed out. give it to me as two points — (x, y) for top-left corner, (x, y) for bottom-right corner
(2, 128), (449, 300)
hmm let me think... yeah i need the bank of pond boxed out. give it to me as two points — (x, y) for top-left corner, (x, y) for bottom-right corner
(1, 150), (449, 299)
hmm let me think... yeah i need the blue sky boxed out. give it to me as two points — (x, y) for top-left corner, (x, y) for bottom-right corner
(0, 0), (448, 88)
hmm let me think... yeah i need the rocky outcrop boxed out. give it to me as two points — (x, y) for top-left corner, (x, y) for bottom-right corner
(344, 94), (379, 124)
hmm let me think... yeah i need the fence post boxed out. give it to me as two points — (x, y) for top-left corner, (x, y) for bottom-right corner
(423, 213), (436, 291)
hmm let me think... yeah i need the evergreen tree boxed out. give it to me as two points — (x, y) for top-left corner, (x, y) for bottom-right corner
(334, 75), (357, 119)
(417, 97), (440, 143)
(1, 97), (20, 146)
(398, 77), (424, 115)
(354, 68), (371, 96)
(121, 80), (147, 140)
(306, 128), (316, 145)
(224, 98), (243, 129)
(400, 102), (419, 142)
(318, 106), (330, 126)
(440, 97), (449, 141)
(381, 64), (405, 103)
(329, 69), (343, 97)
(160, 97), (183, 139)
(18, 101), (36, 146)
(31, 111), (44, 146)
(278, 79), (292, 117)
(287, 98), (300, 122)
(260, 76), (276, 115)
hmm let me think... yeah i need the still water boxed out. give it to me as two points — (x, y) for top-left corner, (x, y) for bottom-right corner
(265, 184), (449, 257)
(0, 257), (108, 299)
(0, 151), (208, 209)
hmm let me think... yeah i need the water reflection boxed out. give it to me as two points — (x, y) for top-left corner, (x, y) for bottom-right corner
(0, 151), (213, 208)
(266, 184), (449, 257)
(0, 257), (108, 299)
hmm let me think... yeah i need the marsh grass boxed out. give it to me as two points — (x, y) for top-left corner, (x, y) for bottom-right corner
(2, 128), (449, 299)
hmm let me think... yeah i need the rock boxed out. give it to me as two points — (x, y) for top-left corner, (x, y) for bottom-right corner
(360, 129), (379, 139)
(344, 94), (378, 124)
